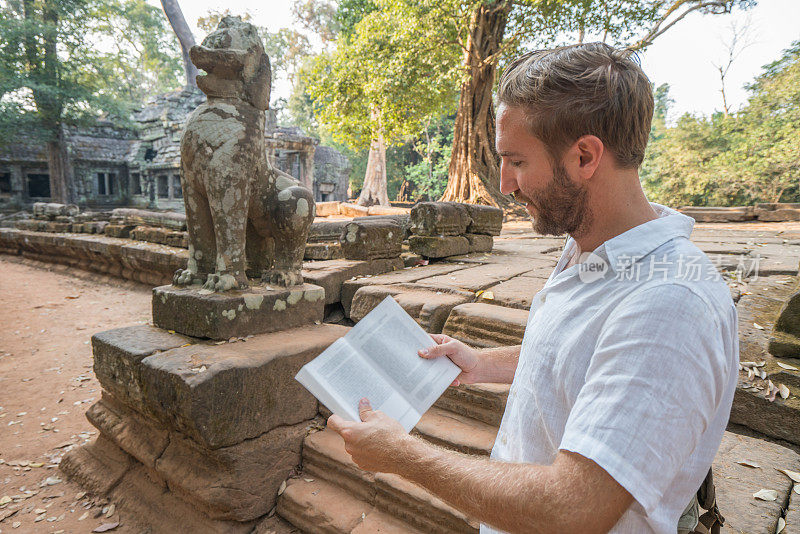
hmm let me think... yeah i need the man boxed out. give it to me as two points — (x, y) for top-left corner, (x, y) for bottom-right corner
(327, 43), (738, 533)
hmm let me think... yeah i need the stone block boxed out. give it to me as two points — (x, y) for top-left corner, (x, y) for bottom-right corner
(410, 202), (470, 236)
(302, 257), (403, 305)
(679, 206), (756, 222)
(315, 200), (341, 217)
(165, 231), (189, 248)
(87, 221), (109, 234)
(338, 202), (369, 217)
(137, 323), (349, 448)
(308, 220), (348, 243)
(93, 325), (194, 411)
(304, 242), (343, 261)
(459, 203), (503, 235)
(152, 283), (325, 340)
(59, 434), (134, 495)
(340, 263), (469, 317)
(442, 303), (529, 347)
(157, 421), (308, 521)
(349, 284), (471, 333)
(757, 208), (800, 222)
(354, 213), (412, 240)
(340, 219), (403, 260)
(466, 233), (493, 253)
(45, 221), (71, 232)
(479, 275), (549, 310)
(131, 225), (170, 245)
(409, 235), (470, 258)
(110, 207), (187, 230)
(104, 223), (136, 238)
(416, 262), (536, 293)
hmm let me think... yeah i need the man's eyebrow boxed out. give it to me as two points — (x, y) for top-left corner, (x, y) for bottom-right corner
(498, 150), (524, 157)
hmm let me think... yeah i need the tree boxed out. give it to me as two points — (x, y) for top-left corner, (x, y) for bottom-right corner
(712, 18), (755, 116)
(159, 0), (197, 88)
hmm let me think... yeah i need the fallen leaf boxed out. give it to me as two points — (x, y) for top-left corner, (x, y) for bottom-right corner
(759, 369), (767, 380)
(12, 521), (21, 528)
(753, 322), (765, 330)
(778, 517), (786, 533)
(105, 503), (115, 517)
(75, 491), (86, 500)
(0, 508), (18, 521)
(79, 511), (89, 521)
(278, 480), (286, 496)
(42, 476), (61, 486)
(779, 469), (800, 482)
(34, 508), (46, 514)
(779, 384), (791, 399)
(304, 478), (314, 482)
(737, 460), (761, 468)
(753, 488), (778, 501)
(482, 291), (494, 300)
(747, 368), (754, 380)
(34, 513), (46, 522)
(778, 362), (799, 371)
(93, 522), (120, 532)
(0, 495), (11, 505)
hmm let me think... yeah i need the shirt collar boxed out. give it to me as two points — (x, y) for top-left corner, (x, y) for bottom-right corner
(567, 202), (695, 273)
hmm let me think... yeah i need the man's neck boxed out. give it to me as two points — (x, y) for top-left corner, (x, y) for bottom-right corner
(571, 170), (659, 253)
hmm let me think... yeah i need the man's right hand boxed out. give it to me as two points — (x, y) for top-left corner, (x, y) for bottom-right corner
(419, 334), (482, 386)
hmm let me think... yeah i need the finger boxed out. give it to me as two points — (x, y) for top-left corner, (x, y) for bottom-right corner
(420, 339), (457, 359)
(327, 414), (350, 434)
(450, 378), (461, 387)
(429, 333), (450, 344)
(358, 398), (373, 422)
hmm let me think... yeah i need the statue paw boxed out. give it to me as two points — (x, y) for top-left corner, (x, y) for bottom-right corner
(263, 269), (303, 288)
(173, 268), (199, 286)
(202, 273), (248, 292)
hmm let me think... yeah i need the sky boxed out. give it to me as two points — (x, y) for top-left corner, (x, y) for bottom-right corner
(150, 0), (800, 122)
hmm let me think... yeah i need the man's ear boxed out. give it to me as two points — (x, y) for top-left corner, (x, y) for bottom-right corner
(567, 135), (604, 182)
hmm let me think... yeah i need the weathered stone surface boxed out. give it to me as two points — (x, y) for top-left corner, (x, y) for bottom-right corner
(316, 200), (341, 216)
(308, 220), (348, 243)
(730, 373), (800, 446)
(93, 325), (195, 409)
(302, 257), (404, 305)
(338, 202), (369, 217)
(157, 421), (308, 521)
(713, 431), (799, 534)
(460, 203), (503, 236)
(416, 262), (537, 293)
(435, 383), (509, 427)
(354, 213), (412, 241)
(59, 434), (134, 495)
(104, 223), (136, 237)
(785, 485), (800, 534)
(110, 208), (187, 230)
(339, 219), (403, 260)
(340, 263), (470, 317)
(173, 17), (314, 292)
(138, 323), (349, 449)
(279, 477), (373, 534)
(771, 290), (800, 358)
(152, 283), (325, 339)
(33, 201), (79, 219)
(465, 233), (493, 253)
(410, 202), (470, 236)
(442, 303), (529, 347)
(409, 235), (470, 258)
(480, 274), (549, 310)
(305, 242), (344, 260)
(412, 406), (496, 456)
(679, 206), (756, 222)
(756, 203), (800, 222)
(349, 284), (471, 333)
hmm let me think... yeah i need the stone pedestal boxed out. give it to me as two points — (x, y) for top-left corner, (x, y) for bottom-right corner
(152, 283), (325, 340)
(61, 322), (350, 531)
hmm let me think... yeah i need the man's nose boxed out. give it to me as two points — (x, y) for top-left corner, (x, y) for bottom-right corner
(499, 163), (516, 195)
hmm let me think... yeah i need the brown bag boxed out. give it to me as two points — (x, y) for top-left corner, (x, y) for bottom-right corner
(679, 468), (724, 534)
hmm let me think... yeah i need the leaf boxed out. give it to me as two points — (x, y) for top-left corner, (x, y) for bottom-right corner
(0, 495), (11, 505)
(753, 488), (778, 501)
(779, 469), (800, 482)
(778, 517), (786, 533)
(778, 362), (799, 371)
(753, 322), (765, 330)
(482, 291), (494, 300)
(475, 290), (484, 297)
(78, 511), (89, 521)
(93, 522), (120, 532)
(737, 460), (761, 468)
(278, 480), (287, 496)
(779, 383), (790, 399)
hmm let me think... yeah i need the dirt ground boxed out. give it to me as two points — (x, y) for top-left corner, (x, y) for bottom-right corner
(0, 257), (151, 534)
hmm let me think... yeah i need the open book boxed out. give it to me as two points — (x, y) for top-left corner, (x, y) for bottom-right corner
(295, 296), (461, 432)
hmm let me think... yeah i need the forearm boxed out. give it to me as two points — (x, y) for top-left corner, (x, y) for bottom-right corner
(476, 344), (520, 384)
(390, 435), (562, 534)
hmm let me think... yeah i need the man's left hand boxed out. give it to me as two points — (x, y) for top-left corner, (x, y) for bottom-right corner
(327, 398), (408, 473)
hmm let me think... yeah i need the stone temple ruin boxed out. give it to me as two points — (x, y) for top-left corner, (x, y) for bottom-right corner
(0, 86), (348, 214)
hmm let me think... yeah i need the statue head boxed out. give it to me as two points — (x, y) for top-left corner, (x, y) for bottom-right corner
(190, 16), (271, 110)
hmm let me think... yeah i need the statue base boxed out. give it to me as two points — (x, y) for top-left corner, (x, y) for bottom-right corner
(152, 283), (325, 340)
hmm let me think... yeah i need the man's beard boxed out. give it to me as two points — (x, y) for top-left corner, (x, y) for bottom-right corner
(516, 163), (592, 237)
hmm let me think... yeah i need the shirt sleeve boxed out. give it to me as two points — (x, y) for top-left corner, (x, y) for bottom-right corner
(558, 282), (730, 514)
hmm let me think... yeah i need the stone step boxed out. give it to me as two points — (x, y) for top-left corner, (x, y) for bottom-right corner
(293, 428), (477, 534)
(434, 383), (509, 427)
(413, 406), (498, 456)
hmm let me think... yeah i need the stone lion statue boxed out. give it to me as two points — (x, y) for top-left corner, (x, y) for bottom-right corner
(173, 16), (314, 292)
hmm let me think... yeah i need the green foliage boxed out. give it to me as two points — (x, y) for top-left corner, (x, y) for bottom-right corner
(642, 41), (800, 207)
(0, 0), (182, 139)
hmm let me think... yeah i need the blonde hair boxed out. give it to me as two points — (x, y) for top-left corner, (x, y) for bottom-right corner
(498, 43), (654, 168)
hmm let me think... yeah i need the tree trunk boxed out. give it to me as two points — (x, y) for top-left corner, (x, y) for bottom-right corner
(356, 108), (390, 206)
(47, 125), (72, 203)
(440, 1), (511, 207)
(160, 0), (198, 88)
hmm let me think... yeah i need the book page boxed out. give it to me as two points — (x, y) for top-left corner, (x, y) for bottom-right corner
(295, 337), (420, 430)
(347, 296), (461, 416)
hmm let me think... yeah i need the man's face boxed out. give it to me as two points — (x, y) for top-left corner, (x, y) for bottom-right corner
(496, 103), (592, 237)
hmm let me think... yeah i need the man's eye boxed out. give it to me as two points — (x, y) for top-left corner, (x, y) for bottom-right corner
(510, 160), (523, 168)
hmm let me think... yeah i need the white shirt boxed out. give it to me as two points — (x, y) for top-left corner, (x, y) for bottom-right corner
(481, 203), (739, 534)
